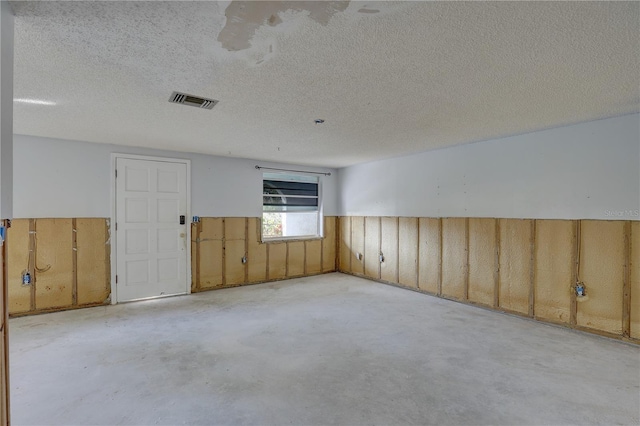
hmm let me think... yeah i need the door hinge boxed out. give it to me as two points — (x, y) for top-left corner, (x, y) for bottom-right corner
(115, 223), (118, 231)
(116, 275), (118, 284)
(115, 169), (118, 178)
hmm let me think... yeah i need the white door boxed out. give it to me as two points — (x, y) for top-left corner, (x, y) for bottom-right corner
(116, 158), (188, 302)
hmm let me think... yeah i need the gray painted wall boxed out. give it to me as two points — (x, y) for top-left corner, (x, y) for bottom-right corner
(338, 113), (640, 220)
(13, 113), (640, 221)
(13, 135), (338, 218)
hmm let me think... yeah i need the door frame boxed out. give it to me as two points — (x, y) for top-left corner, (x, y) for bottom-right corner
(110, 153), (192, 304)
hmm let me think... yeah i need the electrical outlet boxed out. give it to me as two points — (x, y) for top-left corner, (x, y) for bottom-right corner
(22, 271), (31, 286)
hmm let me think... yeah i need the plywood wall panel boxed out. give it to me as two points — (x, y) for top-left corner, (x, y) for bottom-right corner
(199, 240), (223, 289)
(534, 220), (572, 323)
(268, 243), (287, 280)
(7, 219), (30, 314)
(339, 217), (351, 273)
(306, 240), (322, 275)
(35, 219), (73, 310)
(630, 222), (640, 339)
(287, 241), (305, 277)
(350, 217), (365, 275)
(199, 218), (224, 289)
(247, 218), (267, 282)
(380, 218), (399, 283)
(577, 221), (624, 334)
(498, 219), (531, 314)
(418, 218), (440, 294)
(225, 240), (246, 285)
(76, 218), (110, 305)
(322, 217), (336, 272)
(468, 218), (495, 306)
(441, 218), (466, 300)
(364, 217), (380, 279)
(224, 218), (245, 241)
(398, 218), (418, 289)
(200, 218), (224, 241)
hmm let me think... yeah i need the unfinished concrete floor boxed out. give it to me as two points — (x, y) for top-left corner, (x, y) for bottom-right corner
(9, 273), (640, 425)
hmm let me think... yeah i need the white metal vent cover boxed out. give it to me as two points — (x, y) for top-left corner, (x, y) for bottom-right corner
(169, 91), (219, 110)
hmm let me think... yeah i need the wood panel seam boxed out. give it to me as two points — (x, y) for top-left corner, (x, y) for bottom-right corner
(623, 221), (631, 337)
(529, 220), (536, 318)
(570, 220), (579, 326)
(72, 218), (78, 307)
(494, 218), (500, 308)
(464, 217), (469, 301)
(438, 218), (442, 296)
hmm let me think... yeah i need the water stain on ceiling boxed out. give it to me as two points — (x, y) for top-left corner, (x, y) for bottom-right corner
(218, 1), (350, 52)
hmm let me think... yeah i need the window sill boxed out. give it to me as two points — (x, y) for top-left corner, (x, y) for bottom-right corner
(261, 235), (323, 244)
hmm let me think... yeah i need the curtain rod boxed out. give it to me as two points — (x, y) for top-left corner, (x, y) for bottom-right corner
(255, 165), (331, 176)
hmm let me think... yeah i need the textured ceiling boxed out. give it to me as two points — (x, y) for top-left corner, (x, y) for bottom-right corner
(10, 1), (640, 168)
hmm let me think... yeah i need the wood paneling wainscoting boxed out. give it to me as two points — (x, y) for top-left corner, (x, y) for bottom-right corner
(190, 217), (336, 292)
(338, 216), (639, 344)
(5, 217), (337, 316)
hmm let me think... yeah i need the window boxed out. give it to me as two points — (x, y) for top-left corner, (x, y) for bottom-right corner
(262, 172), (322, 240)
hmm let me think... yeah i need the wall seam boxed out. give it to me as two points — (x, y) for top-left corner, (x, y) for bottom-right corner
(303, 240), (308, 276)
(320, 218), (324, 273)
(285, 241), (290, 277)
(72, 218), (78, 306)
(494, 218), (500, 308)
(221, 218), (226, 286)
(244, 218), (249, 284)
(570, 220), (579, 326)
(464, 217), (469, 301)
(529, 219), (536, 318)
(377, 217), (382, 280)
(266, 238), (271, 281)
(195, 221), (201, 290)
(28, 219), (35, 311)
(395, 217), (400, 284)
(623, 221), (631, 337)
(437, 218), (442, 296)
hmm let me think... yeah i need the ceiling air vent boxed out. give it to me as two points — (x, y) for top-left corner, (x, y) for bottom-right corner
(169, 91), (218, 110)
